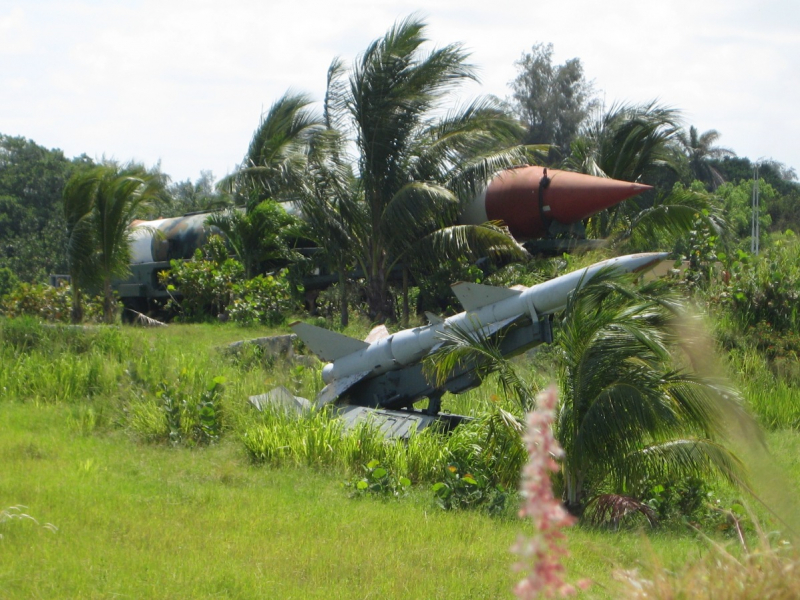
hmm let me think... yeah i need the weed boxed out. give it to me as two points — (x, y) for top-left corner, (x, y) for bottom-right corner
(432, 463), (510, 515)
(346, 459), (411, 500)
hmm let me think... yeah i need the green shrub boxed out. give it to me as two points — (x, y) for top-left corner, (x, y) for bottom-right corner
(721, 235), (800, 332)
(0, 282), (105, 323)
(432, 463), (510, 514)
(161, 236), (245, 321)
(346, 459), (411, 500)
(0, 267), (19, 299)
(0, 282), (71, 321)
(129, 373), (226, 446)
(228, 271), (298, 326)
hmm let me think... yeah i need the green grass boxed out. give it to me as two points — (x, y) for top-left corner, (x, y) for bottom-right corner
(1, 402), (719, 599)
(2, 317), (800, 597)
(1, 403), (522, 598)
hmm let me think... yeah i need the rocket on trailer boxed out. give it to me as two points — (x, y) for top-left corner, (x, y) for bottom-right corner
(280, 252), (666, 435)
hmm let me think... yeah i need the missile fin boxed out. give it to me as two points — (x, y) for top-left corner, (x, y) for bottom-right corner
(314, 370), (372, 407)
(290, 322), (369, 362)
(425, 311), (444, 325)
(450, 282), (522, 312)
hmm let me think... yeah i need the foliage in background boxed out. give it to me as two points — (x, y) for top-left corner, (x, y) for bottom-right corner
(0, 266), (20, 299)
(0, 135), (86, 283)
(721, 233), (800, 333)
(0, 282), (105, 323)
(509, 42), (598, 157)
(205, 200), (303, 278)
(161, 235), (298, 325)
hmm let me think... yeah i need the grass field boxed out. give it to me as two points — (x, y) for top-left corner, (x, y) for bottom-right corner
(2, 318), (799, 598)
(1, 402), (715, 599)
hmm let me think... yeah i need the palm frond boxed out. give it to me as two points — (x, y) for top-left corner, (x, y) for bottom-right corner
(424, 319), (534, 411)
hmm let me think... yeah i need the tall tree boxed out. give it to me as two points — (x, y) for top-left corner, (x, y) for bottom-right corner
(509, 43), (598, 156)
(324, 16), (529, 321)
(63, 162), (167, 323)
(294, 60), (362, 327)
(0, 135), (85, 282)
(678, 126), (735, 189)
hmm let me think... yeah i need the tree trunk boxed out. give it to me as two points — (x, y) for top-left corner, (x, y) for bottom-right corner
(402, 266), (409, 327)
(338, 266), (348, 328)
(564, 467), (585, 517)
(103, 278), (115, 324)
(365, 269), (393, 323)
(71, 285), (84, 325)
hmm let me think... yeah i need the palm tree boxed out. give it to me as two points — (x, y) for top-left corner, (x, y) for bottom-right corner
(205, 201), (302, 278)
(220, 92), (323, 207)
(553, 271), (747, 513)
(678, 126), (736, 189)
(323, 17), (530, 321)
(427, 269), (749, 515)
(64, 166), (102, 323)
(565, 102), (684, 238)
(63, 162), (167, 323)
(293, 60), (362, 328)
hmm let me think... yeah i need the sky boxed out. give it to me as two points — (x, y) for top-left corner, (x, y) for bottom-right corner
(2, 0), (798, 184)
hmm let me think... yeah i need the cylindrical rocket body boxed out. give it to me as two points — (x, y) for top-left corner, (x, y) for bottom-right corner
(459, 166), (652, 240)
(129, 213), (221, 265)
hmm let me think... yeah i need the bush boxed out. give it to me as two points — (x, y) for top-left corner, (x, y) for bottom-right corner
(0, 282), (71, 321)
(161, 236), (245, 321)
(0, 266), (19, 299)
(720, 234), (800, 332)
(228, 271), (298, 326)
(0, 282), (105, 323)
(162, 236), (299, 324)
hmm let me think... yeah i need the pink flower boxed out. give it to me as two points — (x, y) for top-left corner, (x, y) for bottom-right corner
(513, 385), (589, 599)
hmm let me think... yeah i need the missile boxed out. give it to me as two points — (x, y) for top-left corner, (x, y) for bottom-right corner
(459, 166), (652, 240)
(291, 252), (667, 412)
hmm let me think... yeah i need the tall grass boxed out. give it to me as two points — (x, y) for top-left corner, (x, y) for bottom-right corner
(0, 317), (525, 485)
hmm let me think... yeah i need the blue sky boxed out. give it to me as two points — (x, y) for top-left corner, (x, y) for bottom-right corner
(2, 0), (798, 183)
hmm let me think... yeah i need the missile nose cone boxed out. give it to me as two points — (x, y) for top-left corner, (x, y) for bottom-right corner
(480, 166), (652, 240)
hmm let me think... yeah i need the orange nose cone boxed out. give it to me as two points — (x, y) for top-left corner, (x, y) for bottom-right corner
(485, 166), (652, 240)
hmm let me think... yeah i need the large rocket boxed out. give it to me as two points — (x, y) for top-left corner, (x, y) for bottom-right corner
(459, 165), (651, 240)
(291, 252), (666, 413)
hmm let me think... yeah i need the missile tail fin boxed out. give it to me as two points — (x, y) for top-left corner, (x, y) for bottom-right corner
(314, 370), (372, 407)
(290, 322), (369, 362)
(450, 282), (522, 312)
(425, 311), (444, 325)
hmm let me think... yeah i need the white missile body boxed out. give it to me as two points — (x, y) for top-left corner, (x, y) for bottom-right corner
(291, 252), (667, 404)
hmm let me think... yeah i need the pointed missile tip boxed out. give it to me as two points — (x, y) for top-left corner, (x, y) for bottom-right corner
(631, 182), (654, 194)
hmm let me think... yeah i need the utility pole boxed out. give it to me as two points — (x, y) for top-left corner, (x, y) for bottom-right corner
(751, 164), (760, 255)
